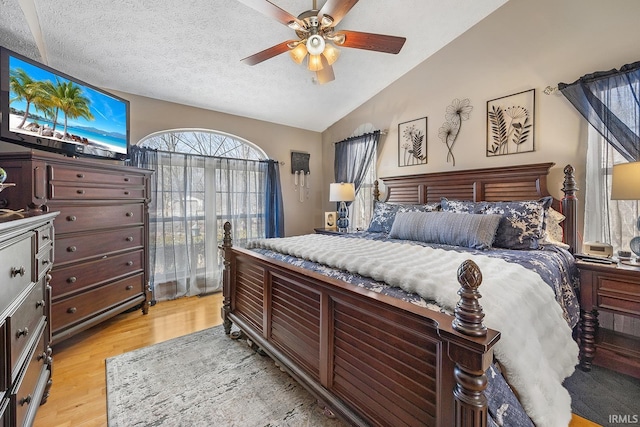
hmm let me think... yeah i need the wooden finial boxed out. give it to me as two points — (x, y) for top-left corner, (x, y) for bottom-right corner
(452, 260), (487, 337)
(562, 164), (578, 197)
(561, 164), (579, 253)
(373, 180), (380, 202)
(223, 221), (232, 248)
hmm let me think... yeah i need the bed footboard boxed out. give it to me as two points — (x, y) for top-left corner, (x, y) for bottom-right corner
(220, 223), (499, 427)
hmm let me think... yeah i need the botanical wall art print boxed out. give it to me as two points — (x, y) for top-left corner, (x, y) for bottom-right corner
(486, 89), (535, 157)
(398, 117), (427, 167)
(438, 98), (473, 167)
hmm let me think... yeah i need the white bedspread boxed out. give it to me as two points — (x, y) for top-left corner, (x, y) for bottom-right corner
(247, 234), (579, 427)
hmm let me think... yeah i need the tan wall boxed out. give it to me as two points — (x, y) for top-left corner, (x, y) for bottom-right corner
(321, 0), (640, 243)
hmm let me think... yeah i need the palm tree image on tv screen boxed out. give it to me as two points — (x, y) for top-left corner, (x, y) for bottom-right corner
(8, 55), (127, 154)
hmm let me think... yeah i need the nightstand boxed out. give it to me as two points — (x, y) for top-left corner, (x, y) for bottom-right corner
(577, 260), (640, 379)
(313, 228), (345, 235)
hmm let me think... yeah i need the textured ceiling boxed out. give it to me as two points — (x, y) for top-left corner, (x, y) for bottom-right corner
(0, 0), (507, 132)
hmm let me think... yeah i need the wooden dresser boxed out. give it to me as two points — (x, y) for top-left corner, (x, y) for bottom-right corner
(0, 151), (152, 344)
(0, 211), (58, 427)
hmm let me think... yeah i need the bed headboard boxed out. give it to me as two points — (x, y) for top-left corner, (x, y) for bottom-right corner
(374, 162), (579, 253)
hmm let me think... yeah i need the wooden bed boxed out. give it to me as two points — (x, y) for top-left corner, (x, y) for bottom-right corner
(220, 162), (578, 427)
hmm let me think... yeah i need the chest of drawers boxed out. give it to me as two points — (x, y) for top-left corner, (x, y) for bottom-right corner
(0, 151), (152, 343)
(0, 212), (58, 427)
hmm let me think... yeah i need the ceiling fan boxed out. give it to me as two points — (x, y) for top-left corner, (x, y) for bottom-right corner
(238, 0), (406, 84)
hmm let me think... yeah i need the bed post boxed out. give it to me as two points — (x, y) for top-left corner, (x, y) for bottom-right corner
(373, 179), (380, 202)
(221, 221), (233, 335)
(561, 164), (579, 254)
(450, 260), (492, 426)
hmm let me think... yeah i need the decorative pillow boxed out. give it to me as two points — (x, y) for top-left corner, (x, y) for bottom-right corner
(367, 201), (440, 233)
(540, 207), (568, 248)
(388, 211), (502, 249)
(441, 196), (553, 250)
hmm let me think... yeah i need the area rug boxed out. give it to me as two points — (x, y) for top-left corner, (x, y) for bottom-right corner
(106, 326), (347, 427)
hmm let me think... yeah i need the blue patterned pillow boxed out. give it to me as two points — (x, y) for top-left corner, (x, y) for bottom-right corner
(389, 211), (502, 249)
(367, 201), (440, 233)
(440, 196), (553, 249)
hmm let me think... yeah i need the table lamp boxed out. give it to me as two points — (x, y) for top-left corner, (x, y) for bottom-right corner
(611, 161), (640, 264)
(329, 182), (355, 232)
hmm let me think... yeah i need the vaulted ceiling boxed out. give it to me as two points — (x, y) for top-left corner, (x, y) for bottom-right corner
(0, 0), (507, 132)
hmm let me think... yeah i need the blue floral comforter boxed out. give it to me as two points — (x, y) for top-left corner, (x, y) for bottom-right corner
(248, 231), (580, 427)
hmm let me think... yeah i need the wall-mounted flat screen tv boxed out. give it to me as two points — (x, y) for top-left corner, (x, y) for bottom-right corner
(0, 46), (129, 161)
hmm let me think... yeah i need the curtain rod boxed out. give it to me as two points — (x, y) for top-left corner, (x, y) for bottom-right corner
(130, 145), (282, 165)
(333, 129), (387, 144)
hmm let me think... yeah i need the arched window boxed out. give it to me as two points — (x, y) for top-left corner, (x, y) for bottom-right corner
(130, 129), (282, 302)
(138, 128), (267, 160)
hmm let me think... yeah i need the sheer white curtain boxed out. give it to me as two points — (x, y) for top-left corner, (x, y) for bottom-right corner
(350, 157), (376, 231)
(585, 129), (639, 254)
(143, 151), (268, 301)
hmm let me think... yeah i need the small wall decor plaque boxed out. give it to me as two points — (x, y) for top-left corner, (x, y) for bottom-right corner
(486, 89), (535, 157)
(290, 151), (310, 174)
(398, 117), (427, 167)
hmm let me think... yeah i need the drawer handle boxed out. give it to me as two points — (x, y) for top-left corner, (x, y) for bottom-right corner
(126, 285), (134, 290)
(67, 215), (77, 222)
(126, 212), (134, 217)
(42, 259), (50, 266)
(126, 236), (134, 242)
(126, 261), (134, 266)
(37, 352), (52, 365)
(11, 266), (26, 277)
(77, 189), (85, 195)
(68, 246), (77, 252)
(67, 276), (77, 283)
(16, 327), (29, 338)
(42, 234), (50, 240)
(36, 300), (45, 308)
(124, 177), (130, 182)
(67, 307), (77, 314)
(19, 395), (32, 406)
(76, 173), (85, 178)
(124, 191), (130, 195)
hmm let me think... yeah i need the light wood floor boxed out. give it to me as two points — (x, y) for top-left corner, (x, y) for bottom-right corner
(33, 293), (599, 427)
(34, 294), (223, 427)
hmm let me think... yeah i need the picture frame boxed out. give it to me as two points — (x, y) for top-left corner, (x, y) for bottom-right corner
(398, 117), (427, 167)
(486, 89), (535, 157)
(324, 211), (337, 230)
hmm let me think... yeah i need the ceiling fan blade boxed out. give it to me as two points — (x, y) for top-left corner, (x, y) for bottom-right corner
(337, 30), (406, 54)
(236, 0), (304, 28)
(241, 40), (296, 66)
(316, 56), (335, 84)
(318, 0), (359, 27)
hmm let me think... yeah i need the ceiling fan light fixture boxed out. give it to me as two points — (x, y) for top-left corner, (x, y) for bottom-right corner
(328, 33), (346, 45)
(320, 14), (333, 27)
(307, 54), (324, 71)
(322, 43), (340, 65)
(287, 20), (303, 31)
(289, 43), (308, 64)
(306, 34), (326, 56)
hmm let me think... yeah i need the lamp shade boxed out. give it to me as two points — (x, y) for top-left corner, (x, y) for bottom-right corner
(307, 54), (323, 71)
(306, 34), (326, 56)
(329, 182), (355, 202)
(611, 161), (640, 200)
(289, 43), (307, 64)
